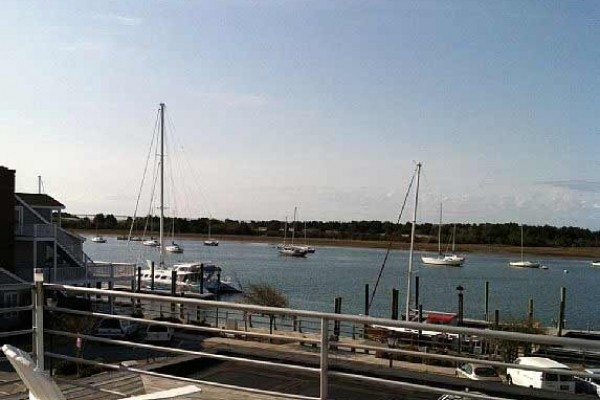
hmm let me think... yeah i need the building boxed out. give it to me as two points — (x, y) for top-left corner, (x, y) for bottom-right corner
(0, 166), (87, 282)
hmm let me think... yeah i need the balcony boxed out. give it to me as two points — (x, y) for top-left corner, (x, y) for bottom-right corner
(14, 223), (56, 238)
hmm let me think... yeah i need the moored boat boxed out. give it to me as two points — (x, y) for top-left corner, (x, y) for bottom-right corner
(91, 236), (106, 243)
(591, 261), (600, 267)
(143, 238), (159, 247)
(139, 262), (239, 293)
(509, 225), (539, 268)
(165, 242), (183, 253)
(421, 204), (464, 267)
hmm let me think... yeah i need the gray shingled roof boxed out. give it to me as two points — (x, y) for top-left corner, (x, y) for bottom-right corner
(15, 193), (65, 208)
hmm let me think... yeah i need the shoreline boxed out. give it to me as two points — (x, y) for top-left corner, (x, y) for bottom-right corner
(74, 229), (600, 259)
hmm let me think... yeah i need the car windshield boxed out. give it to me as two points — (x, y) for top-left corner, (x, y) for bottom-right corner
(148, 325), (168, 332)
(99, 319), (121, 329)
(474, 367), (498, 377)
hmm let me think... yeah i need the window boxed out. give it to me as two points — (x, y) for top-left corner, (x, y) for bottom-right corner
(545, 373), (558, 382)
(3, 293), (18, 319)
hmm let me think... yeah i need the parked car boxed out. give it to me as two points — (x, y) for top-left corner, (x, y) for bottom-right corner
(506, 356), (575, 393)
(456, 363), (502, 382)
(144, 324), (174, 343)
(438, 391), (486, 400)
(575, 368), (600, 397)
(94, 318), (138, 339)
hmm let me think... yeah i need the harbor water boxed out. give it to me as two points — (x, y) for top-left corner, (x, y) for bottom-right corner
(83, 237), (600, 331)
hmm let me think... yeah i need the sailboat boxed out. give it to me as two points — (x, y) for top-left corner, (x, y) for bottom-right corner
(91, 224), (106, 243)
(509, 225), (540, 268)
(165, 216), (183, 253)
(137, 103), (237, 293)
(142, 213), (159, 247)
(278, 207), (308, 257)
(421, 203), (465, 266)
(203, 218), (219, 246)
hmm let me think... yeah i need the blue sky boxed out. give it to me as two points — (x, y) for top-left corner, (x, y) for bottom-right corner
(2, 1), (600, 228)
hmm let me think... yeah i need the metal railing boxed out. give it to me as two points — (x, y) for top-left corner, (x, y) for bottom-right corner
(7, 275), (600, 399)
(14, 223), (56, 238)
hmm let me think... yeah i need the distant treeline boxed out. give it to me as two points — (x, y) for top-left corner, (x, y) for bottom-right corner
(58, 212), (600, 248)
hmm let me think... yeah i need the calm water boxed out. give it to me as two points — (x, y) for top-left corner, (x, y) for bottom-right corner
(83, 237), (600, 330)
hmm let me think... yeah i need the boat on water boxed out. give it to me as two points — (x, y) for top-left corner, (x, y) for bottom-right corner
(131, 103), (236, 292)
(591, 261), (600, 267)
(165, 242), (183, 253)
(90, 236), (106, 243)
(204, 238), (219, 246)
(203, 218), (219, 246)
(139, 262), (239, 294)
(421, 203), (465, 266)
(165, 215), (184, 253)
(143, 238), (159, 247)
(509, 225), (540, 268)
(278, 207), (308, 257)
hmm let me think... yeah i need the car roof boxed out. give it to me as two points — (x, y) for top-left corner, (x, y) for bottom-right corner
(516, 357), (570, 369)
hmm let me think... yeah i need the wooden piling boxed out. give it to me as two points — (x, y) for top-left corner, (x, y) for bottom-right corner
(391, 289), (399, 320)
(484, 281), (489, 321)
(558, 287), (566, 336)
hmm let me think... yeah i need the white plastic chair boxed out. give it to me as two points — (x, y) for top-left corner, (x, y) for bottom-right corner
(2, 344), (200, 400)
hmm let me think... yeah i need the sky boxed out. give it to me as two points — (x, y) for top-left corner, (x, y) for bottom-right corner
(2, 1), (600, 228)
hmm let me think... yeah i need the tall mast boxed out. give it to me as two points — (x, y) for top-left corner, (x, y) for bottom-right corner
(405, 162), (421, 321)
(291, 207), (297, 245)
(159, 103), (165, 266)
(438, 202), (442, 255)
(520, 225), (524, 262)
(452, 224), (456, 252)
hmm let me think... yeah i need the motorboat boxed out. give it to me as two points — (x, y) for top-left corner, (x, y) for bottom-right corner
(165, 242), (183, 253)
(422, 254), (465, 266)
(592, 261), (600, 267)
(509, 260), (541, 268)
(279, 245), (308, 257)
(143, 238), (160, 247)
(90, 236), (106, 243)
(139, 262), (239, 293)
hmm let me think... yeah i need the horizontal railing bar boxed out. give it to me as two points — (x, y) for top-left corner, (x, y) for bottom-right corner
(45, 352), (318, 400)
(329, 340), (593, 378)
(330, 370), (513, 400)
(45, 329), (321, 374)
(0, 284), (33, 291)
(0, 329), (33, 338)
(0, 305), (33, 314)
(45, 306), (321, 344)
(48, 284), (600, 350)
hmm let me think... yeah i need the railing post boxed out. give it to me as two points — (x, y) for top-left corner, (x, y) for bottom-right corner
(33, 268), (45, 371)
(320, 317), (329, 400)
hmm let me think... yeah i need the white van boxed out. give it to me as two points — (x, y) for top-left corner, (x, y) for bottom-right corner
(95, 318), (137, 339)
(506, 357), (575, 393)
(144, 324), (174, 343)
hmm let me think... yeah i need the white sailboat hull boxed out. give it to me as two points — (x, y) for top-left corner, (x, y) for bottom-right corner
(421, 254), (465, 266)
(509, 261), (540, 268)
